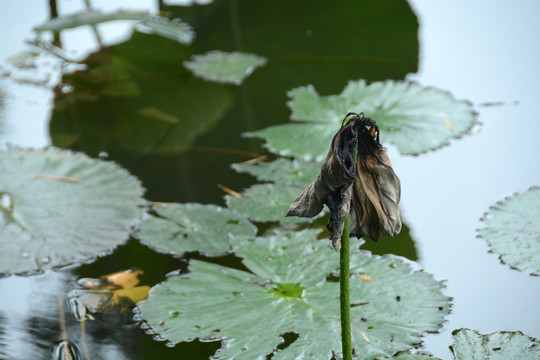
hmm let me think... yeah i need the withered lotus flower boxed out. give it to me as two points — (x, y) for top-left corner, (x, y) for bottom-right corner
(286, 113), (401, 250)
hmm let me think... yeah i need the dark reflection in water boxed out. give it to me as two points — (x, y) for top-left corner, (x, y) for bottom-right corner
(2, 0), (421, 358)
(49, 0), (418, 205)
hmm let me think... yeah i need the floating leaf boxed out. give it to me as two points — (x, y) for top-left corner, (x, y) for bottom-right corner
(184, 51), (267, 85)
(34, 10), (149, 32)
(34, 10), (195, 46)
(137, 229), (450, 360)
(0, 147), (145, 275)
(232, 158), (320, 187)
(138, 203), (256, 256)
(478, 186), (540, 275)
(136, 17), (195, 45)
(78, 269), (144, 290)
(377, 353), (441, 360)
(247, 80), (477, 160)
(225, 183), (314, 223)
(450, 329), (540, 360)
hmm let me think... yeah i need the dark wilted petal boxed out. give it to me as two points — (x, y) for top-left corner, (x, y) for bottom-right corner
(327, 183), (352, 251)
(286, 117), (358, 249)
(350, 121), (402, 241)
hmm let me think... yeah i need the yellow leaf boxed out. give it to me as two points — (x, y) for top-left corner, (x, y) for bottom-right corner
(113, 285), (151, 304)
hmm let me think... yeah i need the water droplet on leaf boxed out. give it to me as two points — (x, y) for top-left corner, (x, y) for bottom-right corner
(0, 192), (14, 213)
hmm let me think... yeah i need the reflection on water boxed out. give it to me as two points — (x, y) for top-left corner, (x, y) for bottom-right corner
(52, 340), (82, 360)
(0, 248), (219, 359)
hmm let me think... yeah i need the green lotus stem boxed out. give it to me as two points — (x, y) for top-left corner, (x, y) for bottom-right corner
(340, 123), (357, 360)
(340, 215), (352, 360)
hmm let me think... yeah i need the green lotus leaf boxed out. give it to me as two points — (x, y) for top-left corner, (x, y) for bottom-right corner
(34, 10), (150, 32)
(247, 80), (478, 160)
(0, 147), (145, 275)
(136, 17), (195, 45)
(231, 158), (321, 187)
(450, 329), (540, 360)
(225, 183), (314, 223)
(477, 186), (540, 275)
(138, 203), (256, 256)
(184, 51), (267, 85)
(137, 229), (450, 360)
(377, 353), (441, 360)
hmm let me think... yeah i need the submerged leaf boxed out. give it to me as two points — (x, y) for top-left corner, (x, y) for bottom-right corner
(138, 203), (256, 256)
(78, 269), (143, 290)
(477, 186), (540, 275)
(450, 329), (540, 360)
(184, 51), (267, 85)
(0, 147), (145, 276)
(247, 80), (478, 159)
(137, 229), (450, 360)
(68, 286), (150, 319)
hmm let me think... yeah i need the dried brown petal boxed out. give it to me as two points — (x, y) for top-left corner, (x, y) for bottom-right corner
(328, 183), (352, 251)
(286, 118), (358, 250)
(350, 124), (401, 241)
(286, 112), (402, 249)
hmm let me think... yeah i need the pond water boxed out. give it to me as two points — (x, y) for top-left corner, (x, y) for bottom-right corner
(0, 0), (539, 359)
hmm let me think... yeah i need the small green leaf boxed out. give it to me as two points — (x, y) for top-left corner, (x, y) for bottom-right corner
(34, 10), (150, 32)
(138, 203), (256, 256)
(451, 329), (540, 360)
(137, 229), (450, 360)
(225, 183), (315, 223)
(232, 158), (321, 187)
(0, 147), (145, 275)
(247, 80), (478, 160)
(184, 51), (267, 85)
(478, 186), (540, 275)
(136, 17), (195, 45)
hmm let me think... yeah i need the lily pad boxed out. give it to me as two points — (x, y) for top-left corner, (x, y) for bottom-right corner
(232, 158), (321, 187)
(184, 51), (267, 85)
(477, 186), (540, 275)
(34, 10), (150, 32)
(0, 147), (145, 275)
(136, 229), (450, 360)
(225, 183), (314, 223)
(136, 17), (195, 45)
(377, 354), (441, 360)
(138, 203), (256, 256)
(34, 10), (195, 46)
(450, 329), (540, 360)
(247, 80), (478, 160)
